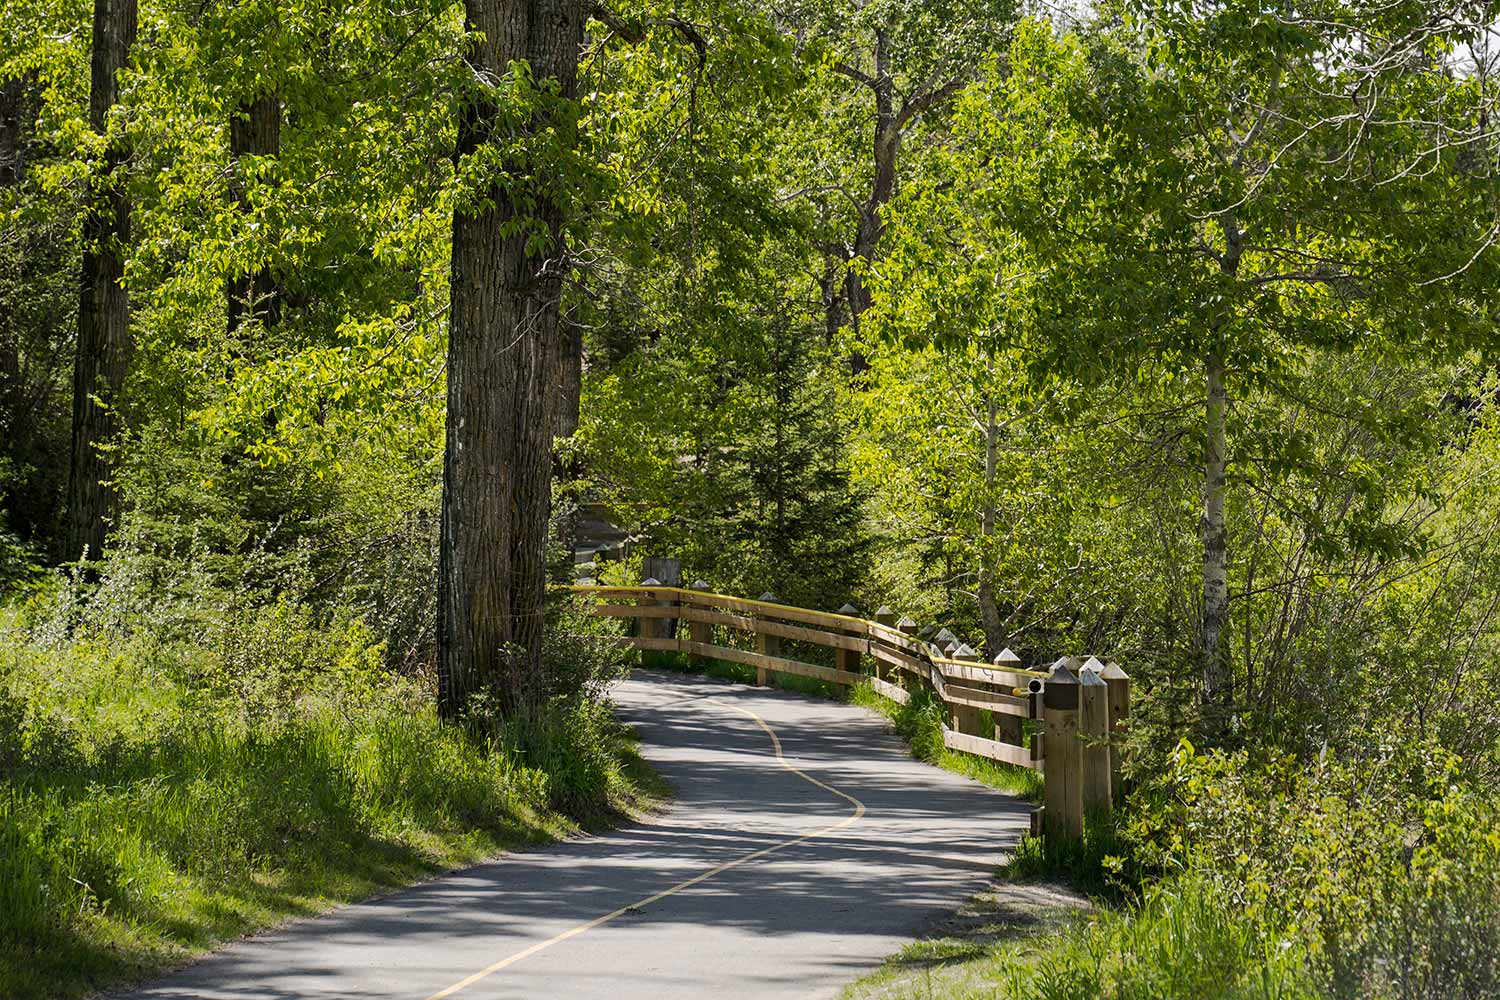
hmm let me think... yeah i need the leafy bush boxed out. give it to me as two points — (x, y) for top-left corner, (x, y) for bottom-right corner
(1120, 742), (1500, 999)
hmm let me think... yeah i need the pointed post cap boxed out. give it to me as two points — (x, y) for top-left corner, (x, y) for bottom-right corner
(917, 624), (938, 639)
(896, 615), (919, 633)
(935, 627), (957, 645)
(953, 643), (980, 660)
(757, 591), (778, 602)
(874, 605), (895, 618)
(993, 647), (1021, 666)
(1080, 656), (1105, 676)
(641, 577), (662, 587)
(837, 603), (860, 616)
(1043, 657), (1080, 710)
(1101, 661), (1129, 681)
(942, 638), (963, 655)
(691, 579), (711, 590)
(1080, 666), (1106, 687)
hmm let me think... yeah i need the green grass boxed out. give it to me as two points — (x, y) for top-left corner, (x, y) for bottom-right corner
(843, 876), (1319, 1000)
(847, 681), (1044, 801)
(0, 611), (664, 1000)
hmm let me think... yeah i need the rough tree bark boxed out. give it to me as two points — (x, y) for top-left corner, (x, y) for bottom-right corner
(67, 0), (137, 562)
(0, 74), (31, 472)
(438, 0), (582, 717)
(226, 92), (282, 333)
(0, 74), (29, 186)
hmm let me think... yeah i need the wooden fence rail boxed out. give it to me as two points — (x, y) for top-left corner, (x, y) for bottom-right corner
(569, 579), (1131, 842)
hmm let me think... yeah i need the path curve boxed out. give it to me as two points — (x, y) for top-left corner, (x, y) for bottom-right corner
(115, 670), (1032, 1000)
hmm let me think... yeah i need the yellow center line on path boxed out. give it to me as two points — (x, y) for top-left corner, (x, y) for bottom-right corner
(422, 695), (868, 1000)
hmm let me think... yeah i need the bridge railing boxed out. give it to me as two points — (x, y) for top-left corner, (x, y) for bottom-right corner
(569, 580), (1130, 843)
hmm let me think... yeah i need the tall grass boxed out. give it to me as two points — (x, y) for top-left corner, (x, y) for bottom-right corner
(1003, 876), (1319, 1000)
(0, 600), (653, 1000)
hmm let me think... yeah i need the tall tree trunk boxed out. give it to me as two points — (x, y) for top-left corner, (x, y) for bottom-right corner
(0, 74), (29, 187)
(438, 0), (582, 717)
(1201, 349), (1230, 703)
(226, 92), (282, 334)
(842, 29), (895, 341)
(0, 74), (30, 483)
(977, 396), (1004, 654)
(67, 0), (137, 562)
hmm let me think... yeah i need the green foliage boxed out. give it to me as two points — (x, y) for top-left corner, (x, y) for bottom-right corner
(582, 268), (873, 610)
(0, 592), (648, 1000)
(1127, 741), (1500, 999)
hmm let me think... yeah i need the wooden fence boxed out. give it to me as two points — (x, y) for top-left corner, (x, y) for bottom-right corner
(570, 579), (1131, 842)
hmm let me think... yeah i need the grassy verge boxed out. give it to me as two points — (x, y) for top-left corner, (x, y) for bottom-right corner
(847, 681), (1044, 801)
(842, 875), (1328, 1000)
(0, 608), (664, 1000)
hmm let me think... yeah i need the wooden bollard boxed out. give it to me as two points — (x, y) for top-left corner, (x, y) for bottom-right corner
(639, 576), (662, 642)
(1079, 659), (1112, 816)
(1102, 661), (1131, 799)
(688, 580), (713, 665)
(950, 643), (984, 735)
(1042, 657), (1083, 841)
(753, 591), (780, 686)
(840, 605), (864, 692)
(1027, 679), (1044, 765)
(835, 603), (862, 684)
(994, 647), (1024, 745)
(893, 615), (918, 685)
(870, 606), (894, 680)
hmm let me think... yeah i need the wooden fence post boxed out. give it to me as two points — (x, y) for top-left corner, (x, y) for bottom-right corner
(1028, 676), (1045, 837)
(1079, 659), (1112, 817)
(835, 603), (862, 684)
(638, 576), (661, 642)
(872, 606), (894, 679)
(950, 643), (984, 735)
(1042, 657), (1083, 841)
(754, 591), (780, 686)
(993, 647), (1024, 745)
(642, 557), (682, 639)
(688, 580), (713, 666)
(893, 615), (918, 685)
(1102, 661), (1131, 800)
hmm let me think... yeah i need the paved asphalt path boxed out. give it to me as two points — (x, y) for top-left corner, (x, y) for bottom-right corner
(114, 670), (1032, 1000)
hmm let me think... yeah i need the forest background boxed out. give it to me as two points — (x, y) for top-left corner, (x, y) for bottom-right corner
(3, 0), (1500, 996)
